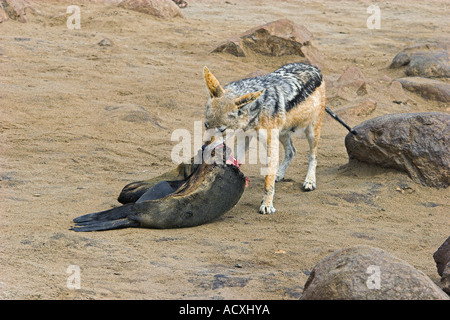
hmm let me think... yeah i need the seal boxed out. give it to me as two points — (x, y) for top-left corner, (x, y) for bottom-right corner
(71, 143), (246, 232)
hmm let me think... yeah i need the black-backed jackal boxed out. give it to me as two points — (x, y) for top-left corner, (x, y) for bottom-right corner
(203, 63), (327, 214)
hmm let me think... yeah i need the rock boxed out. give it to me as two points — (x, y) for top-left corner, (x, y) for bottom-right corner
(172, 0), (187, 8)
(301, 45), (324, 69)
(345, 112), (450, 188)
(118, 0), (183, 19)
(336, 98), (377, 118)
(390, 43), (450, 78)
(434, 237), (450, 276)
(380, 75), (393, 83)
(300, 246), (449, 300)
(330, 66), (368, 100)
(240, 19), (312, 56)
(212, 19), (323, 67)
(336, 66), (367, 94)
(0, 6), (8, 23)
(213, 36), (245, 57)
(98, 38), (113, 47)
(0, 0), (37, 23)
(433, 236), (450, 294)
(396, 77), (450, 102)
(388, 80), (409, 103)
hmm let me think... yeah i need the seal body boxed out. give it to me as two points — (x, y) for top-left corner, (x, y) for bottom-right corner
(71, 160), (246, 232)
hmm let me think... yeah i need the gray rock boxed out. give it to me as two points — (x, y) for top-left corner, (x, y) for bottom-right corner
(396, 77), (450, 102)
(433, 236), (450, 294)
(98, 38), (113, 47)
(301, 246), (449, 300)
(390, 43), (450, 78)
(345, 112), (450, 188)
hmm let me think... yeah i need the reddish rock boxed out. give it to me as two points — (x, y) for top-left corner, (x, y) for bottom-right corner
(0, 0), (37, 23)
(388, 80), (409, 103)
(118, 0), (184, 19)
(240, 18), (312, 56)
(212, 19), (323, 67)
(0, 6), (8, 23)
(332, 66), (368, 99)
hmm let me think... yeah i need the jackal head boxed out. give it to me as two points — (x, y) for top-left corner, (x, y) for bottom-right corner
(203, 66), (264, 132)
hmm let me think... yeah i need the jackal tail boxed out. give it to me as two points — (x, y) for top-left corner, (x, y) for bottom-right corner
(325, 106), (357, 135)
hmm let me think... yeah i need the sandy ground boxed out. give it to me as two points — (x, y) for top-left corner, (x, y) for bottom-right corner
(0, 0), (449, 299)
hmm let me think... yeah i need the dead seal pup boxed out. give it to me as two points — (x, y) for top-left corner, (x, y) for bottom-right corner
(71, 143), (246, 232)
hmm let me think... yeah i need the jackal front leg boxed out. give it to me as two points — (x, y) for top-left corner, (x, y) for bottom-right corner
(259, 130), (279, 214)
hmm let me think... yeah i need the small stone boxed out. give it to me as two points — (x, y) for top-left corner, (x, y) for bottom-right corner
(98, 38), (113, 47)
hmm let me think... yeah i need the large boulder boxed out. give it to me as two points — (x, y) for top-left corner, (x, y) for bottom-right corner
(301, 246), (449, 300)
(433, 236), (450, 294)
(390, 43), (450, 78)
(212, 19), (323, 68)
(345, 112), (450, 188)
(118, 0), (184, 19)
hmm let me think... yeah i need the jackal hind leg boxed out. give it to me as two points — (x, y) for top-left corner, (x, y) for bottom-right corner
(275, 132), (296, 182)
(303, 123), (320, 191)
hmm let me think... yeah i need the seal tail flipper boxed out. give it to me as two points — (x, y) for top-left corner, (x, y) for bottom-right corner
(71, 218), (139, 232)
(72, 204), (140, 232)
(73, 204), (135, 223)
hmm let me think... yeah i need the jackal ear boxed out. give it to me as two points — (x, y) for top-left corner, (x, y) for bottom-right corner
(235, 89), (265, 109)
(203, 66), (224, 98)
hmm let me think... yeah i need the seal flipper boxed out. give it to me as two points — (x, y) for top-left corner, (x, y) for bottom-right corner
(73, 203), (135, 223)
(135, 180), (184, 203)
(71, 203), (141, 232)
(71, 218), (139, 232)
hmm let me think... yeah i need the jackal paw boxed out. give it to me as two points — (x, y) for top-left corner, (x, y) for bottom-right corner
(275, 173), (284, 182)
(302, 180), (316, 191)
(259, 203), (276, 215)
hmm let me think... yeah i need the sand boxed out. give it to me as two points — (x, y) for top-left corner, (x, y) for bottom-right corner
(0, 0), (448, 299)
